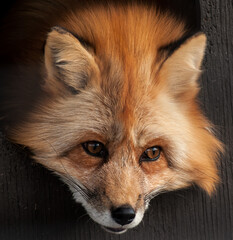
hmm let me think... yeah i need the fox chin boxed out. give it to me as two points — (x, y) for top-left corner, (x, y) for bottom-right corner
(1, 0), (223, 234)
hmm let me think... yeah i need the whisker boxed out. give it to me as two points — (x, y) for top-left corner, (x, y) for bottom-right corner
(41, 137), (93, 201)
(76, 212), (89, 222)
(58, 173), (90, 201)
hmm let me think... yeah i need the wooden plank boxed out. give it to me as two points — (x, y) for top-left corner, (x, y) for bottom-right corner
(0, 0), (232, 239)
(199, 0), (233, 239)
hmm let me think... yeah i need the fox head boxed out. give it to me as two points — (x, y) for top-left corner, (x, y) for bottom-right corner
(8, 7), (222, 234)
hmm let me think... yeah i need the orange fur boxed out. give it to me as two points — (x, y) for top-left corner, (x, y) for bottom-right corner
(1, 0), (223, 233)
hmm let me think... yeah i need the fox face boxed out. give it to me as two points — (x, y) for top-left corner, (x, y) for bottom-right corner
(7, 5), (222, 234)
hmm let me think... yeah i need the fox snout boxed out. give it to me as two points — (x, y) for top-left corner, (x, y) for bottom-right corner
(66, 155), (146, 234)
(73, 187), (145, 234)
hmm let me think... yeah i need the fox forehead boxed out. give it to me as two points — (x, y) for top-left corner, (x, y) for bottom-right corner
(64, 6), (185, 54)
(34, 85), (189, 158)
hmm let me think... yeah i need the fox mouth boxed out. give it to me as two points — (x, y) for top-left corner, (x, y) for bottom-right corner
(102, 226), (127, 234)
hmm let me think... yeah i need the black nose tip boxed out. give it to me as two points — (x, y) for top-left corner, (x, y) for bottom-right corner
(111, 205), (135, 226)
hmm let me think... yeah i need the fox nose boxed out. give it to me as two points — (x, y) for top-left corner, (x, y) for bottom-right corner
(111, 205), (135, 225)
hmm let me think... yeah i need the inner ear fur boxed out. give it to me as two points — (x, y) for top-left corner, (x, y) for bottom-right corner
(159, 33), (207, 100)
(44, 26), (97, 94)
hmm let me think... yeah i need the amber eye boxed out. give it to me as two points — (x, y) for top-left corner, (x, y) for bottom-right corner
(82, 141), (108, 158)
(140, 146), (161, 162)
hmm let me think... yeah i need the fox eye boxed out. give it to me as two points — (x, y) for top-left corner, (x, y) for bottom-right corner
(140, 146), (161, 162)
(82, 141), (107, 158)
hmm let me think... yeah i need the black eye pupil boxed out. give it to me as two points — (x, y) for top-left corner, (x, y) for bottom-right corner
(152, 148), (156, 154)
(89, 143), (100, 152)
(93, 144), (98, 150)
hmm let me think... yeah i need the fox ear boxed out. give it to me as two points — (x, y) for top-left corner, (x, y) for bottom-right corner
(44, 26), (96, 94)
(159, 33), (207, 99)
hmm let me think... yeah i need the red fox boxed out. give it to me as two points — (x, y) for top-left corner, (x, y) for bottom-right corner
(0, 0), (222, 234)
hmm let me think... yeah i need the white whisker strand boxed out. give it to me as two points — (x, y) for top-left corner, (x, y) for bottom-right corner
(42, 137), (93, 201)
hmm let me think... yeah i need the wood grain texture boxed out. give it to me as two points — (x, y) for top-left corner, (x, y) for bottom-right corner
(0, 0), (232, 239)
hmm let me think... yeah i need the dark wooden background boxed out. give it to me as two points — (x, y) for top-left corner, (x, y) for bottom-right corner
(0, 0), (232, 239)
